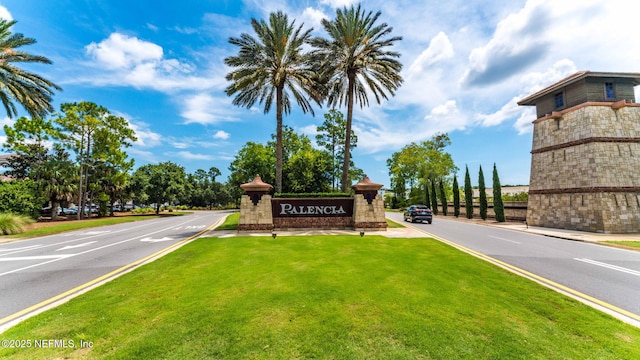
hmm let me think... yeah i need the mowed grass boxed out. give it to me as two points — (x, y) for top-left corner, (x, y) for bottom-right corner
(2, 235), (640, 359)
(604, 241), (640, 250)
(214, 211), (240, 230)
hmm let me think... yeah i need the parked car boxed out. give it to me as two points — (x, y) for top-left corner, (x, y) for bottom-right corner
(403, 204), (433, 224)
(40, 206), (63, 216)
(62, 206), (78, 215)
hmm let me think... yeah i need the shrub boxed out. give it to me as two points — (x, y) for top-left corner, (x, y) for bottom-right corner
(0, 180), (45, 219)
(503, 191), (529, 202)
(274, 192), (352, 198)
(0, 212), (35, 235)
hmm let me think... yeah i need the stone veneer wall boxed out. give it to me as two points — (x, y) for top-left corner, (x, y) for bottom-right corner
(238, 194), (388, 231)
(527, 103), (640, 233)
(237, 194), (273, 232)
(353, 194), (387, 230)
(447, 201), (528, 221)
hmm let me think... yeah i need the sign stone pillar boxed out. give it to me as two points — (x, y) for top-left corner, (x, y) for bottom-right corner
(352, 175), (387, 231)
(238, 175), (274, 232)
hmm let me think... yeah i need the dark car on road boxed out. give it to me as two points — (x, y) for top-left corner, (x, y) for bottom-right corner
(403, 204), (433, 224)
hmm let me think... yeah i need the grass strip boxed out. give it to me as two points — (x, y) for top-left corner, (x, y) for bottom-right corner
(214, 212), (239, 230)
(386, 218), (405, 228)
(603, 241), (640, 250)
(1, 235), (639, 359)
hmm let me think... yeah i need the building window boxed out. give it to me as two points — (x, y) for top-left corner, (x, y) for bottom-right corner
(605, 82), (615, 99)
(554, 92), (564, 108)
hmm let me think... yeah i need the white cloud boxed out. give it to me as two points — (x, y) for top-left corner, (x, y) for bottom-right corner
(213, 130), (230, 140)
(407, 32), (454, 76)
(180, 93), (238, 125)
(173, 151), (215, 161)
(300, 7), (327, 29)
(128, 121), (163, 148)
(0, 116), (14, 128)
(474, 59), (577, 132)
(513, 107), (536, 135)
(86, 33), (163, 70)
(0, 6), (12, 21)
(424, 100), (469, 131)
(320, 0), (359, 8)
(82, 32), (214, 92)
(174, 26), (197, 35)
(146, 23), (158, 32)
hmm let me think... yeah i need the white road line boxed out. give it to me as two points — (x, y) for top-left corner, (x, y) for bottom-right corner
(0, 255), (74, 261)
(56, 241), (97, 251)
(575, 258), (640, 277)
(0, 215), (209, 277)
(488, 235), (521, 244)
(0, 245), (44, 252)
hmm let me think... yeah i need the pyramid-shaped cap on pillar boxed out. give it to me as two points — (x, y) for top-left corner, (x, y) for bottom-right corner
(240, 175), (273, 192)
(351, 175), (383, 191)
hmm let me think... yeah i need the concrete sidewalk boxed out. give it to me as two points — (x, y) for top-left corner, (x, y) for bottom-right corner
(468, 219), (640, 243)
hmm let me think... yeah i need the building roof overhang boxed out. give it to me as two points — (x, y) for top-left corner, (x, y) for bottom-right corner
(517, 71), (640, 106)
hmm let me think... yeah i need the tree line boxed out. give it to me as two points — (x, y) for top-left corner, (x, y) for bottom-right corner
(1, 101), (235, 218)
(387, 133), (508, 222)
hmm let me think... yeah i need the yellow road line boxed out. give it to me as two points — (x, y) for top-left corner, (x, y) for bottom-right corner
(408, 223), (640, 324)
(0, 218), (221, 329)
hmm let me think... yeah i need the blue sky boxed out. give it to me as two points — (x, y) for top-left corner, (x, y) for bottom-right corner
(0, 0), (638, 187)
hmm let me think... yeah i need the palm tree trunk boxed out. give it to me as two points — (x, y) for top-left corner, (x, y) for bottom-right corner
(341, 72), (356, 192)
(275, 85), (284, 193)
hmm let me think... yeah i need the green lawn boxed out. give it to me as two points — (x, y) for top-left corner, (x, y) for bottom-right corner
(1, 235), (639, 359)
(214, 211), (240, 230)
(603, 241), (640, 249)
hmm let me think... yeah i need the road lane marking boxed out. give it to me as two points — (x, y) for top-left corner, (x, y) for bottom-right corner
(0, 245), (44, 252)
(56, 241), (97, 251)
(140, 237), (174, 243)
(0, 255), (73, 261)
(0, 216), (208, 277)
(401, 221), (640, 326)
(575, 258), (640, 277)
(488, 235), (521, 244)
(0, 216), (223, 331)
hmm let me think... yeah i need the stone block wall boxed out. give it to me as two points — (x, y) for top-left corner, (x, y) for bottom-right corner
(237, 194), (273, 232)
(528, 103), (640, 233)
(353, 194), (387, 230)
(448, 201), (527, 221)
(527, 192), (640, 233)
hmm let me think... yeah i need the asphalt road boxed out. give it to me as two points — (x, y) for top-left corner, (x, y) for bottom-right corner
(386, 212), (640, 325)
(0, 211), (229, 330)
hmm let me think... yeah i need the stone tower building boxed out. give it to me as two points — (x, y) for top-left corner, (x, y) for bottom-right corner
(518, 71), (640, 233)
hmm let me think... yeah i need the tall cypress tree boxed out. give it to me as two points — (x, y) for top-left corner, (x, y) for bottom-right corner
(493, 163), (506, 222)
(452, 175), (460, 217)
(478, 165), (487, 220)
(464, 165), (473, 219)
(430, 178), (438, 215)
(439, 180), (447, 216)
(424, 180), (431, 208)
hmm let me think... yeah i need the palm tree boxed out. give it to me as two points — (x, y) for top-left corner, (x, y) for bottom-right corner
(224, 12), (322, 193)
(0, 19), (61, 119)
(312, 5), (403, 192)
